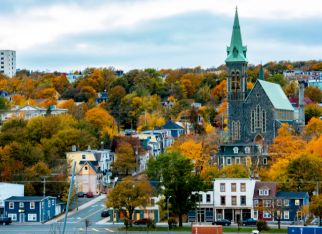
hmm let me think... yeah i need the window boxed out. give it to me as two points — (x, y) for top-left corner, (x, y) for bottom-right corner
(235, 157), (240, 164)
(284, 211), (289, 220)
(206, 194), (211, 203)
(28, 214), (37, 221)
(232, 196), (237, 206)
(232, 121), (240, 141)
(277, 199), (282, 207)
(254, 210), (258, 219)
(9, 202), (14, 209)
(19, 202), (24, 208)
(263, 158), (267, 165)
(240, 196), (246, 206)
(52, 200), (55, 206)
(82, 155), (86, 160)
(251, 105), (266, 133)
(259, 189), (269, 196)
(30, 202), (35, 209)
(220, 196), (226, 206)
(8, 213), (17, 221)
(84, 166), (88, 171)
(220, 183), (225, 192)
(48, 201), (51, 207)
(295, 199), (300, 206)
(284, 200), (289, 207)
(198, 194), (203, 203)
(227, 157), (232, 165)
(264, 200), (271, 207)
(254, 199), (258, 207)
(263, 211), (271, 218)
(231, 183), (237, 192)
(240, 183), (246, 192)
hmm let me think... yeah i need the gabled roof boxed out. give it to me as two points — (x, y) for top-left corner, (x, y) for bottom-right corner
(5, 196), (55, 202)
(253, 181), (277, 199)
(246, 80), (294, 111)
(162, 120), (184, 130)
(276, 191), (308, 199)
(79, 161), (99, 174)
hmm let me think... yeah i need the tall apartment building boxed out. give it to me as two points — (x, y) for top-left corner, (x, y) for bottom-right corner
(0, 50), (16, 77)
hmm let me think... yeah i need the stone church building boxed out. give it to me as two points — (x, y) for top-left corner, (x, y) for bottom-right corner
(218, 9), (295, 170)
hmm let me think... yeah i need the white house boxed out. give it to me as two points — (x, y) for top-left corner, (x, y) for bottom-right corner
(0, 183), (24, 216)
(191, 178), (258, 223)
(0, 105), (68, 121)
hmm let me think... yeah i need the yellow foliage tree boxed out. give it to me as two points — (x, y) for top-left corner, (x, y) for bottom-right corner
(85, 107), (117, 138)
(211, 80), (227, 102)
(304, 117), (322, 139)
(57, 99), (75, 109)
(137, 112), (165, 132)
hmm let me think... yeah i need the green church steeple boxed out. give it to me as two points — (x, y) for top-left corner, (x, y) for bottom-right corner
(259, 64), (264, 80)
(225, 7), (247, 63)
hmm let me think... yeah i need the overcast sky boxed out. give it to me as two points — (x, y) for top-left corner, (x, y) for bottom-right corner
(0, 0), (322, 72)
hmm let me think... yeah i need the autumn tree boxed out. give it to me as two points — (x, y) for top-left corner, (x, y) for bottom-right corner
(304, 117), (322, 139)
(220, 164), (249, 178)
(137, 112), (165, 132)
(305, 104), (322, 123)
(106, 175), (153, 225)
(147, 152), (204, 227)
(305, 86), (322, 103)
(112, 142), (136, 176)
(310, 195), (322, 226)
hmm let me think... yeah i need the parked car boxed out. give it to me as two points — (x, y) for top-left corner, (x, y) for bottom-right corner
(212, 219), (231, 226)
(242, 218), (257, 226)
(101, 210), (110, 218)
(133, 218), (149, 225)
(86, 192), (94, 198)
(77, 192), (85, 197)
(0, 217), (12, 225)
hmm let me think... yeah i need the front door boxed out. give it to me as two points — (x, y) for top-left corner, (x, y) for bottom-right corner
(19, 213), (24, 223)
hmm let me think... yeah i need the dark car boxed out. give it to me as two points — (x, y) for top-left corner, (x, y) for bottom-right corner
(86, 192), (94, 198)
(0, 217), (12, 225)
(77, 192), (85, 197)
(243, 218), (257, 226)
(212, 219), (231, 226)
(101, 210), (110, 218)
(133, 218), (149, 225)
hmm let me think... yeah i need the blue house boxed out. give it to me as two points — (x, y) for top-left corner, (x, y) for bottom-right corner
(275, 192), (309, 222)
(162, 120), (185, 138)
(4, 196), (57, 223)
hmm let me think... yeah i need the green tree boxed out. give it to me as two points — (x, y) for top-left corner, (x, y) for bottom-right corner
(266, 74), (288, 87)
(106, 176), (153, 225)
(0, 97), (10, 110)
(305, 86), (322, 103)
(147, 152), (204, 227)
(305, 104), (322, 123)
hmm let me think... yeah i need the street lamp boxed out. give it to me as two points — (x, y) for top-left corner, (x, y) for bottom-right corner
(167, 196), (172, 234)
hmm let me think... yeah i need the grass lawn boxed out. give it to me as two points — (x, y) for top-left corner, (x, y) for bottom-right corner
(118, 226), (288, 233)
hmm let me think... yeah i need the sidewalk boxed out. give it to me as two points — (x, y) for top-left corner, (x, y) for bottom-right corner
(47, 194), (106, 224)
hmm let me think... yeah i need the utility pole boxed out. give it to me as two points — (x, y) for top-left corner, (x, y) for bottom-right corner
(41, 176), (50, 197)
(167, 196), (172, 234)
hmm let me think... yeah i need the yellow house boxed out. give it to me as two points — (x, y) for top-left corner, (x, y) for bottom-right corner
(66, 151), (97, 173)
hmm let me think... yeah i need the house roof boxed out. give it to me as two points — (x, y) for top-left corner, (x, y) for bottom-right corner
(79, 161), (99, 174)
(162, 120), (184, 130)
(5, 196), (55, 202)
(247, 80), (294, 111)
(253, 181), (277, 199)
(276, 191), (308, 199)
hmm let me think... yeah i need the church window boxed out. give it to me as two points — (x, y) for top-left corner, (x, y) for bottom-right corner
(231, 70), (241, 91)
(232, 121), (240, 141)
(251, 105), (266, 133)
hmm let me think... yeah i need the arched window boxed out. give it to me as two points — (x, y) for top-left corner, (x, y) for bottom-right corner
(230, 70), (241, 91)
(250, 105), (266, 133)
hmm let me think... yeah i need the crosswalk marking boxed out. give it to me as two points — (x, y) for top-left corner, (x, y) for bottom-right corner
(105, 228), (114, 232)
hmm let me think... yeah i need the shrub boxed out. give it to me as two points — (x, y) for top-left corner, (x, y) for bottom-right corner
(168, 217), (177, 229)
(256, 220), (269, 232)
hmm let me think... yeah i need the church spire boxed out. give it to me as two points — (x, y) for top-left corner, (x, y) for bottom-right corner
(259, 63), (264, 80)
(225, 7), (247, 63)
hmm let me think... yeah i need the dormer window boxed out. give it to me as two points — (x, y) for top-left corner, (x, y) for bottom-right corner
(82, 155), (86, 160)
(259, 189), (269, 196)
